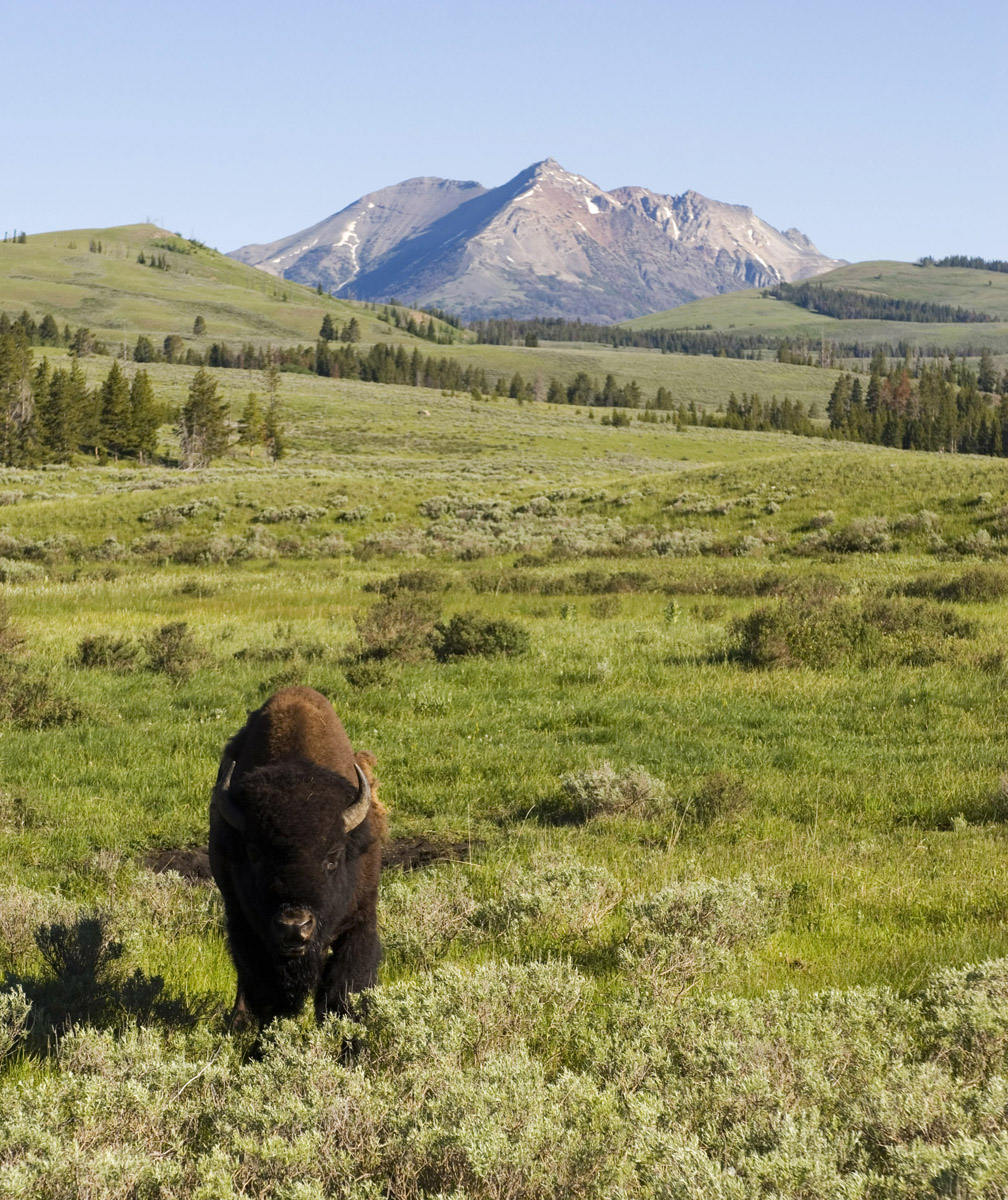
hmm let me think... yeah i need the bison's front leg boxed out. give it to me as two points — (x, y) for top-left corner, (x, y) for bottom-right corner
(316, 910), (381, 1021)
(224, 908), (292, 1026)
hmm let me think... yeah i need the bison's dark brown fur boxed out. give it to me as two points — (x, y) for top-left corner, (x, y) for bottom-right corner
(209, 686), (386, 1027)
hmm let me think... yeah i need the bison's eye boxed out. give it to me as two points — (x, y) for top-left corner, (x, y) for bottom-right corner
(246, 842), (264, 867)
(324, 848), (343, 872)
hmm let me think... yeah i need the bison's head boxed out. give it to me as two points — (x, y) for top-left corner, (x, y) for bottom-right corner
(213, 755), (372, 961)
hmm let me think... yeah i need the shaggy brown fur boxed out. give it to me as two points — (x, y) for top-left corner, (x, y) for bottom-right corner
(209, 687), (387, 1027)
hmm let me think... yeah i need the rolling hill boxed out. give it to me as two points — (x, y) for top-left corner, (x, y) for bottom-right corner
(625, 260), (1008, 356)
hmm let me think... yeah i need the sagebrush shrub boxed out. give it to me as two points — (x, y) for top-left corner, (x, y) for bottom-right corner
(620, 875), (782, 997)
(432, 612), (529, 661)
(76, 634), (141, 671)
(353, 593), (440, 662)
(730, 596), (975, 669)
(143, 622), (204, 678)
(901, 564), (1008, 603)
(692, 772), (750, 823)
(560, 762), (672, 819)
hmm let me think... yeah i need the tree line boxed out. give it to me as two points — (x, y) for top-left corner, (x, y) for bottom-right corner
(825, 349), (1008, 455)
(769, 282), (997, 324)
(0, 324), (161, 466)
(0, 325), (283, 468)
(917, 256), (1008, 274)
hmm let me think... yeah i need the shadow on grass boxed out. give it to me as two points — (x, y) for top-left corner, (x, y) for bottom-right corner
(2, 909), (218, 1056)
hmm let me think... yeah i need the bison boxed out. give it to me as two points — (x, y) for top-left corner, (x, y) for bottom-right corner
(209, 686), (386, 1027)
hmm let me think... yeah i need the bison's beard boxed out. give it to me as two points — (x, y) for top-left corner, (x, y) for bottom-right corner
(272, 938), (326, 1016)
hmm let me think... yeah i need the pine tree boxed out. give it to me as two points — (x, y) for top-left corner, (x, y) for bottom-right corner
(319, 313), (336, 341)
(0, 325), (36, 465)
(99, 359), (132, 457)
(129, 370), (159, 461)
(978, 348), (998, 393)
(264, 398), (285, 463)
(178, 367), (228, 467)
(238, 392), (265, 453)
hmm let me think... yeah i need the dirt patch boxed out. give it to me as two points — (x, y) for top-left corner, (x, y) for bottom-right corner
(143, 845), (212, 883)
(383, 836), (475, 872)
(143, 838), (474, 879)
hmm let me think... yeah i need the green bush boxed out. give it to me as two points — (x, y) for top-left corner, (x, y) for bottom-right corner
(353, 593), (440, 662)
(901, 564), (1008, 603)
(729, 596), (975, 669)
(559, 762), (673, 819)
(432, 612), (530, 661)
(142, 622), (204, 678)
(76, 634), (141, 671)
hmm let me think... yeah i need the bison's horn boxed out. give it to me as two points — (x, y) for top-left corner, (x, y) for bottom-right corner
(214, 758), (246, 832)
(343, 763), (372, 833)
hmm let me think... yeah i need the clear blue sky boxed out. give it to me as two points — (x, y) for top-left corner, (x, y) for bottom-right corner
(5, 0), (1006, 266)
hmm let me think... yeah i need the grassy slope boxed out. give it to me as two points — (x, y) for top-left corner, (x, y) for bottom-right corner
(0, 224), (383, 345)
(3, 224), (844, 416)
(625, 260), (1008, 356)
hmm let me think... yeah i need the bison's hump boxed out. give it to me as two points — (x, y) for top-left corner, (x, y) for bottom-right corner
(230, 686), (358, 788)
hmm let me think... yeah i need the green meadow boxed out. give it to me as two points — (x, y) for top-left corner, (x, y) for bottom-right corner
(627, 261), (1008, 357)
(2, 359), (1008, 1195)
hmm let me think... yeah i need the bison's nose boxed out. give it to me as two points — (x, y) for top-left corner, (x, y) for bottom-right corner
(274, 908), (316, 949)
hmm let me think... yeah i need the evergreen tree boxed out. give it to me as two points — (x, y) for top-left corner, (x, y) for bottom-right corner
(129, 370), (159, 461)
(238, 392), (265, 452)
(99, 359), (132, 457)
(0, 325), (36, 465)
(178, 367), (228, 467)
(133, 335), (157, 363)
(978, 348), (998, 393)
(319, 313), (336, 341)
(340, 317), (361, 343)
(264, 397), (285, 463)
(38, 313), (60, 345)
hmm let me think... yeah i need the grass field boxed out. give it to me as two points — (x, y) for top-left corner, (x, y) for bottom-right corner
(2, 361), (1008, 1196)
(627, 261), (1008, 359)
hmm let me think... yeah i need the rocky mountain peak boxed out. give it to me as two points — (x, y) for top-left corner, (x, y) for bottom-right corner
(229, 159), (841, 322)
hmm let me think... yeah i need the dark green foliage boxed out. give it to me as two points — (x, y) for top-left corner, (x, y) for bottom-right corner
(177, 368), (228, 467)
(729, 596), (975, 669)
(772, 281), (995, 324)
(76, 634), (141, 671)
(432, 612), (530, 661)
(98, 359), (131, 456)
(142, 622), (203, 678)
(353, 593), (441, 662)
(919, 254), (1008, 273)
(899, 565), (1008, 603)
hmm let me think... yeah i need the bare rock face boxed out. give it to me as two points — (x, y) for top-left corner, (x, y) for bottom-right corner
(229, 159), (842, 322)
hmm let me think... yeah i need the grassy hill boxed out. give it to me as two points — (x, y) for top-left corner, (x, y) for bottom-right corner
(1, 225), (841, 416)
(626, 260), (1008, 357)
(0, 223), (387, 346)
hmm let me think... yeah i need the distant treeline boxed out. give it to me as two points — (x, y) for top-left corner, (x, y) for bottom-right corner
(918, 255), (1008, 274)
(768, 282), (997, 324)
(826, 349), (1008, 456)
(468, 313), (1000, 361)
(470, 315), (777, 357)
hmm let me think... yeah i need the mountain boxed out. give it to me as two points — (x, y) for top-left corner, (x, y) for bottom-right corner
(228, 159), (842, 323)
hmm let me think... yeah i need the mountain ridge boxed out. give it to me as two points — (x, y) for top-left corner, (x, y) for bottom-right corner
(229, 158), (842, 322)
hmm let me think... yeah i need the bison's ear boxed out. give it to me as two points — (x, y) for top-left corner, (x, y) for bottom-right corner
(343, 764), (372, 833)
